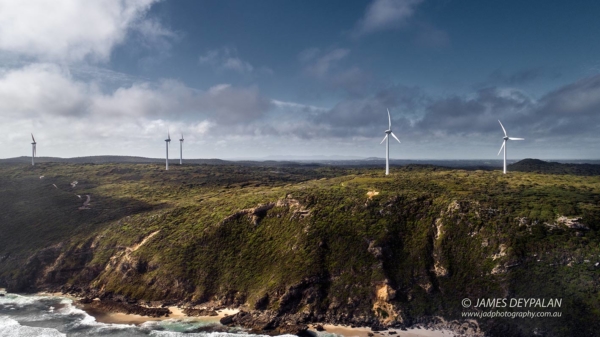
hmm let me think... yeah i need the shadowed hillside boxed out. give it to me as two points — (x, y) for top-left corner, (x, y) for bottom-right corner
(509, 158), (600, 175)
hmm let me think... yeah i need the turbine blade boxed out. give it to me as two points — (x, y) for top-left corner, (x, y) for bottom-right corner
(380, 135), (388, 144)
(391, 132), (401, 143)
(387, 108), (391, 129)
(508, 137), (524, 140)
(31, 133), (35, 142)
(498, 120), (507, 137)
(497, 141), (505, 156)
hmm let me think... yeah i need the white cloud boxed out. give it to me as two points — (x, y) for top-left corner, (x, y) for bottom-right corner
(271, 100), (328, 112)
(199, 47), (254, 73)
(0, 0), (168, 62)
(0, 63), (274, 157)
(354, 0), (424, 36)
(0, 63), (89, 118)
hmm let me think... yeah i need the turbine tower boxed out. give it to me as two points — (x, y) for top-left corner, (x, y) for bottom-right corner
(179, 133), (184, 165)
(165, 131), (171, 170)
(31, 134), (36, 166)
(379, 108), (401, 175)
(497, 120), (524, 174)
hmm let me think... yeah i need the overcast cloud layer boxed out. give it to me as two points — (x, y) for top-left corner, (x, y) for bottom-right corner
(0, 0), (598, 159)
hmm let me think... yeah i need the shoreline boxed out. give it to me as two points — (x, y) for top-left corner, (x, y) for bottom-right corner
(312, 324), (456, 337)
(28, 291), (459, 337)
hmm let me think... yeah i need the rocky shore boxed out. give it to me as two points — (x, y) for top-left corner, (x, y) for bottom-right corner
(78, 297), (171, 318)
(52, 284), (484, 337)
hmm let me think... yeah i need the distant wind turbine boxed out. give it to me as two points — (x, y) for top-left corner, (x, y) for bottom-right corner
(497, 120), (524, 174)
(165, 131), (171, 170)
(379, 109), (401, 175)
(179, 133), (184, 165)
(31, 134), (36, 166)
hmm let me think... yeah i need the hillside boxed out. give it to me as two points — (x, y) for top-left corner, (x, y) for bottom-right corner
(510, 158), (600, 175)
(1, 163), (599, 336)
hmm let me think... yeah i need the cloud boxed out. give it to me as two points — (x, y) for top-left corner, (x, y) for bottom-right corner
(303, 48), (350, 78)
(0, 63), (272, 128)
(0, 63), (90, 118)
(526, 74), (600, 137)
(298, 47), (320, 63)
(329, 66), (374, 95)
(271, 100), (328, 113)
(484, 67), (562, 86)
(300, 48), (374, 95)
(353, 0), (424, 37)
(199, 47), (254, 73)
(0, 0), (171, 63)
(413, 88), (535, 137)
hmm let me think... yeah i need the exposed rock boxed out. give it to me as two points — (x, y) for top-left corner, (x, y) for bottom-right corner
(368, 241), (383, 259)
(491, 244), (507, 260)
(183, 307), (218, 316)
(557, 216), (589, 230)
(373, 283), (402, 324)
(433, 261), (448, 277)
(79, 297), (93, 304)
(220, 310), (308, 335)
(83, 299), (170, 317)
(220, 315), (235, 325)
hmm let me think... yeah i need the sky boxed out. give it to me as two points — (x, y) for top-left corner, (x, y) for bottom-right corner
(1, 0), (599, 160)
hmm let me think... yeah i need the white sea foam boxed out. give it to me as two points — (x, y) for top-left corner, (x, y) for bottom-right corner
(0, 316), (66, 337)
(0, 293), (53, 306)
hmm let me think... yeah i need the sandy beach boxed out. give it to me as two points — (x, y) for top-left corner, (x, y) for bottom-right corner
(29, 291), (456, 337)
(79, 302), (456, 337)
(314, 324), (456, 337)
(79, 302), (239, 326)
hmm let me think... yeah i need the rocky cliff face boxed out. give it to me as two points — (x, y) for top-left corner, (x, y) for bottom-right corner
(1, 163), (600, 337)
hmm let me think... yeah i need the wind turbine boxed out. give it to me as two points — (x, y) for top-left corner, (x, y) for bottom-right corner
(31, 134), (36, 166)
(179, 133), (184, 165)
(497, 120), (524, 174)
(165, 131), (171, 170)
(379, 108), (401, 175)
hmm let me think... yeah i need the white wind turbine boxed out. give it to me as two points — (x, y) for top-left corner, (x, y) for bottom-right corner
(380, 109), (401, 175)
(497, 120), (524, 174)
(179, 133), (184, 165)
(31, 134), (37, 166)
(165, 131), (171, 170)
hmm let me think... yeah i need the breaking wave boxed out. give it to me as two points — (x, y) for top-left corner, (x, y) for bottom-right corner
(0, 292), (301, 337)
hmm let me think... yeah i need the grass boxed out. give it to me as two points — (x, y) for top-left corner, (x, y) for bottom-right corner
(0, 162), (599, 336)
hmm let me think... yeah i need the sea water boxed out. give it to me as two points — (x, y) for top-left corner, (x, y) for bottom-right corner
(0, 292), (310, 337)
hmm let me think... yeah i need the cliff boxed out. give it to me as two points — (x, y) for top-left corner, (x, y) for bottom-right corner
(1, 162), (599, 336)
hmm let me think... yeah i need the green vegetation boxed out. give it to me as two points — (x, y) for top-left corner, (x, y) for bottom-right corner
(0, 161), (599, 336)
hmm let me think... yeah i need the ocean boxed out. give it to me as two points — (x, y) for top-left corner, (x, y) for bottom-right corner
(0, 292), (314, 337)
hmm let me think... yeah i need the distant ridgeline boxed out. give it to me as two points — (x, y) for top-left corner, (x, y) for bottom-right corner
(508, 158), (600, 175)
(0, 161), (599, 337)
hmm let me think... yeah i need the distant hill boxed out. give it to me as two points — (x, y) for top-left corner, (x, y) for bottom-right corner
(509, 158), (600, 175)
(0, 156), (321, 168)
